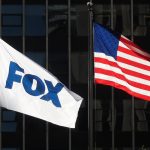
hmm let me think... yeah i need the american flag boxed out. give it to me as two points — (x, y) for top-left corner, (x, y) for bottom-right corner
(94, 23), (150, 101)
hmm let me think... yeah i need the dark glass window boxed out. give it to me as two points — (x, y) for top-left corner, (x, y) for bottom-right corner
(1, 0), (150, 150)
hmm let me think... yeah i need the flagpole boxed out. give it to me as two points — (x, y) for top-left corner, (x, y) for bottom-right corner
(87, 1), (94, 150)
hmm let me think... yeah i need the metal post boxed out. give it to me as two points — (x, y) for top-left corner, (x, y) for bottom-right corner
(22, 1), (26, 150)
(130, 0), (135, 149)
(46, 0), (49, 149)
(111, 87), (115, 150)
(68, 0), (72, 150)
(87, 1), (94, 150)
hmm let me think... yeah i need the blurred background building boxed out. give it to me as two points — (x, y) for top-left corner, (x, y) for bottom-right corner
(0, 0), (150, 150)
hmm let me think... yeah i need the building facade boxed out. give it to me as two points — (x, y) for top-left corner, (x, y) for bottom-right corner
(0, 0), (150, 149)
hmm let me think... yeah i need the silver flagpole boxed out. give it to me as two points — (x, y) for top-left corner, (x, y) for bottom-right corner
(87, 1), (94, 150)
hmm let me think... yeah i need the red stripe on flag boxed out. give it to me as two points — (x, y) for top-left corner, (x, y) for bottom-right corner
(120, 36), (141, 50)
(118, 46), (149, 61)
(120, 36), (150, 60)
(95, 78), (150, 101)
(117, 56), (150, 71)
(94, 68), (150, 90)
(94, 57), (150, 81)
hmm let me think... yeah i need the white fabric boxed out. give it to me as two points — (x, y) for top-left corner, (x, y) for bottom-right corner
(0, 39), (83, 128)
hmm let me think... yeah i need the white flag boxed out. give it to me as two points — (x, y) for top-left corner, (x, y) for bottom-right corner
(0, 39), (83, 128)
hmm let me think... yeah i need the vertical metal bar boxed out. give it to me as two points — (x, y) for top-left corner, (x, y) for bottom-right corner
(111, 0), (114, 29)
(131, 98), (135, 150)
(87, 1), (93, 150)
(46, 0), (49, 149)
(23, 0), (25, 54)
(68, 0), (72, 149)
(94, 83), (97, 150)
(131, 0), (134, 41)
(0, 0), (2, 149)
(110, 0), (115, 150)
(22, 0), (26, 150)
(130, 0), (135, 149)
(111, 88), (115, 150)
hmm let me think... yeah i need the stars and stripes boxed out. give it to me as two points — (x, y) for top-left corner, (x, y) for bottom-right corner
(94, 23), (150, 101)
